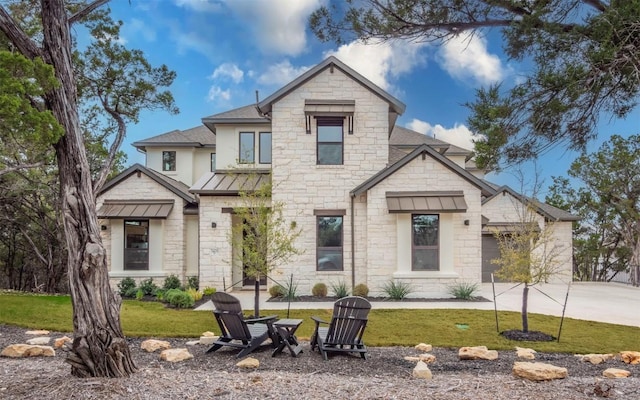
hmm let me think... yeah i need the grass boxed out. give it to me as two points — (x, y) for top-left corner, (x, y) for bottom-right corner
(1, 292), (639, 354)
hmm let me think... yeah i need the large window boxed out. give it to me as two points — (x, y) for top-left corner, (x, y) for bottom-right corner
(317, 216), (343, 271)
(210, 153), (216, 172)
(239, 132), (255, 163)
(124, 220), (149, 270)
(317, 118), (343, 165)
(412, 214), (439, 271)
(259, 132), (272, 164)
(162, 151), (176, 171)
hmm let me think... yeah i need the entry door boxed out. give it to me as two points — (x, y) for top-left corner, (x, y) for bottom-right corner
(242, 223), (266, 287)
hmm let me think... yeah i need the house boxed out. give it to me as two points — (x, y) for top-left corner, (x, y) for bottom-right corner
(96, 56), (578, 298)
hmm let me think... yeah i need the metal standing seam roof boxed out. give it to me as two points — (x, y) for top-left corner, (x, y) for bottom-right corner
(98, 200), (174, 219)
(386, 191), (468, 213)
(190, 171), (271, 195)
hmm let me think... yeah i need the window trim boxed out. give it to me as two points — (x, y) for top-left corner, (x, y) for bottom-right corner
(411, 214), (439, 271)
(259, 131), (272, 164)
(239, 132), (255, 164)
(162, 151), (176, 172)
(316, 117), (344, 165)
(316, 215), (344, 271)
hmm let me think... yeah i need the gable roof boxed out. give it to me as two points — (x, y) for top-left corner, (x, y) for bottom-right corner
(257, 56), (406, 116)
(97, 163), (196, 204)
(482, 185), (580, 222)
(201, 104), (270, 133)
(352, 144), (495, 197)
(132, 125), (215, 152)
(390, 126), (471, 155)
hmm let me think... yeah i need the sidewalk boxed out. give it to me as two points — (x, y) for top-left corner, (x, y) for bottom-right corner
(196, 282), (640, 328)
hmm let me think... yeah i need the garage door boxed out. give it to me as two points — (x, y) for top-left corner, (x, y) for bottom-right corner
(482, 234), (503, 283)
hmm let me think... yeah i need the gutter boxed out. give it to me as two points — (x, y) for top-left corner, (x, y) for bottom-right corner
(350, 194), (356, 290)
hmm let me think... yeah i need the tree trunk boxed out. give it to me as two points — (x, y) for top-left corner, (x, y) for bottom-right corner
(40, 0), (136, 378)
(254, 278), (261, 318)
(521, 284), (529, 333)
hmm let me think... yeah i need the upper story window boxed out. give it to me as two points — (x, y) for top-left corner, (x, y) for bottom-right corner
(412, 214), (439, 271)
(317, 117), (343, 165)
(259, 132), (272, 164)
(239, 132), (255, 164)
(210, 153), (216, 172)
(162, 151), (176, 171)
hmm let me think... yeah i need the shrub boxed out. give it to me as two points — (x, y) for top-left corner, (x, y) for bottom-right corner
(353, 283), (369, 297)
(187, 276), (199, 290)
(163, 274), (182, 291)
(138, 278), (158, 296)
(330, 280), (350, 298)
(202, 287), (216, 296)
(117, 277), (136, 298)
(154, 289), (166, 302)
(281, 279), (299, 301)
(382, 280), (413, 300)
(312, 283), (328, 297)
(165, 289), (194, 309)
(447, 281), (479, 300)
(269, 285), (284, 298)
(135, 288), (144, 300)
(186, 287), (203, 302)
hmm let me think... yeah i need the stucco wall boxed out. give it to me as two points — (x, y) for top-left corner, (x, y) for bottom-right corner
(215, 124), (272, 170)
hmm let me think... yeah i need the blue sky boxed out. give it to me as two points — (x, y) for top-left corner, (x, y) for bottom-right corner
(106, 0), (639, 196)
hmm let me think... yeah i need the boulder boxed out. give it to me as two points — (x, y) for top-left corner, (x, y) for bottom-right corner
(512, 362), (568, 381)
(575, 353), (614, 365)
(412, 361), (432, 379)
(201, 331), (216, 337)
(459, 346), (498, 361)
(199, 336), (218, 345)
(515, 347), (536, 360)
(25, 330), (49, 335)
(414, 343), (432, 352)
(619, 351), (640, 365)
(54, 336), (72, 349)
(404, 354), (437, 364)
(1, 344), (55, 358)
(141, 339), (171, 353)
(236, 357), (259, 369)
(602, 368), (631, 378)
(26, 337), (51, 345)
(159, 348), (193, 362)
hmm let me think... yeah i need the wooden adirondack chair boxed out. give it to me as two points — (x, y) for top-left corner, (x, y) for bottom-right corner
(206, 292), (277, 358)
(310, 296), (371, 360)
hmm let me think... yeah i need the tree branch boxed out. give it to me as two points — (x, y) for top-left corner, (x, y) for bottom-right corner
(92, 99), (126, 193)
(0, 162), (45, 178)
(0, 6), (42, 59)
(68, 0), (111, 25)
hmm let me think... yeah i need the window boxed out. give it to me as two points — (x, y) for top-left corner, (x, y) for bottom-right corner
(162, 151), (176, 171)
(124, 220), (149, 270)
(317, 118), (343, 165)
(210, 153), (216, 172)
(239, 132), (255, 164)
(317, 216), (343, 271)
(259, 132), (272, 164)
(412, 214), (439, 271)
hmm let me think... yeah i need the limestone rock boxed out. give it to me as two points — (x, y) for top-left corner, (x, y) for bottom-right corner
(415, 343), (432, 352)
(412, 361), (432, 379)
(619, 351), (640, 365)
(404, 353), (437, 364)
(603, 368), (631, 378)
(512, 362), (568, 381)
(236, 357), (259, 369)
(159, 348), (193, 362)
(25, 330), (49, 335)
(199, 336), (218, 345)
(185, 340), (201, 346)
(1, 344), (55, 358)
(201, 331), (216, 337)
(459, 346), (498, 361)
(26, 337), (51, 345)
(54, 336), (72, 349)
(141, 339), (171, 352)
(575, 353), (614, 365)
(515, 347), (536, 360)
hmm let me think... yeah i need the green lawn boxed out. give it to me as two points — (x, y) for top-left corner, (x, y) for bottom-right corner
(1, 292), (638, 354)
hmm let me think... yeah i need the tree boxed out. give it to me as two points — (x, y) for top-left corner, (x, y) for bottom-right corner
(230, 179), (303, 318)
(0, 0), (177, 377)
(310, 1), (640, 170)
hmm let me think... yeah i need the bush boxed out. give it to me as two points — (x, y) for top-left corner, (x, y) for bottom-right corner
(312, 283), (328, 297)
(447, 281), (479, 300)
(202, 287), (216, 296)
(165, 289), (194, 309)
(281, 279), (299, 301)
(382, 280), (413, 300)
(353, 283), (369, 297)
(117, 277), (136, 298)
(135, 288), (144, 300)
(163, 274), (182, 291)
(186, 287), (203, 302)
(154, 289), (166, 302)
(187, 276), (199, 290)
(330, 280), (350, 298)
(138, 278), (158, 296)
(269, 285), (285, 298)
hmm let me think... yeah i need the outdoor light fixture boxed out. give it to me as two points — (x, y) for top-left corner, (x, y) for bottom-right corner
(211, 222), (217, 228)
(464, 219), (470, 226)
(101, 225), (108, 231)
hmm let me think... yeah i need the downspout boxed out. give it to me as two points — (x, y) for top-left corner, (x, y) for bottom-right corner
(351, 194), (356, 290)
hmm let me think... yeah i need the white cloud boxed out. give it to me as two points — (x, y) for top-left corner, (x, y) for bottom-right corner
(173, 0), (223, 13)
(257, 60), (312, 86)
(211, 63), (244, 83)
(438, 33), (504, 85)
(125, 18), (157, 42)
(207, 85), (231, 102)
(222, 0), (323, 56)
(406, 119), (484, 151)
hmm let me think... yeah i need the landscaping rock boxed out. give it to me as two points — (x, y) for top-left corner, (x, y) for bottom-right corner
(459, 346), (498, 360)
(575, 353), (614, 365)
(603, 368), (631, 378)
(404, 353), (436, 363)
(620, 351), (640, 365)
(54, 336), (72, 349)
(25, 330), (49, 336)
(159, 348), (193, 362)
(515, 347), (536, 360)
(414, 343), (432, 352)
(185, 340), (201, 346)
(199, 336), (217, 345)
(236, 357), (259, 369)
(141, 339), (171, 352)
(512, 362), (568, 381)
(1, 344), (55, 358)
(26, 337), (51, 345)
(412, 361), (432, 379)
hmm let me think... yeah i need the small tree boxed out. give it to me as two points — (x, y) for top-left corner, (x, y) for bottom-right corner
(230, 178), (302, 317)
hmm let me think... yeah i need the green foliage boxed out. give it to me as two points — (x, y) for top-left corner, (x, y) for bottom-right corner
(117, 277), (137, 298)
(154, 289), (166, 302)
(138, 278), (158, 296)
(330, 281), (350, 298)
(186, 288), (203, 302)
(269, 285), (285, 298)
(382, 280), (413, 300)
(352, 283), (369, 297)
(162, 274), (181, 291)
(135, 289), (144, 300)
(281, 279), (299, 301)
(187, 276), (199, 290)
(164, 289), (194, 309)
(202, 287), (216, 296)
(311, 283), (328, 297)
(447, 281), (479, 300)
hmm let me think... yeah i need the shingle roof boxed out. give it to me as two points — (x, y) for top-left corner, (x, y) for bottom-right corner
(201, 105), (270, 129)
(132, 125), (214, 152)
(482, 186), (580, 222)
(390, 126), (472, 156)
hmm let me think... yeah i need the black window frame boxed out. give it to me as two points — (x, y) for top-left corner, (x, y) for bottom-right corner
(210, 153), (216, 172)
(259, 132), (272, 164)
(316, 117), (344, 165)
(162, 151), (176, 171)
(124, 219), (149, 271)
(411, 214), (439, 271)
(316, 216), (344, 271)
(239, 132), (255, 164)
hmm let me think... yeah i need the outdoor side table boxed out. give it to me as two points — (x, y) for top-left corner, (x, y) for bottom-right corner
(272, 318), (304, 357)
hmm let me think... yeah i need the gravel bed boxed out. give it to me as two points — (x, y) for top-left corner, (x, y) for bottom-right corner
(1, 324), (639, 399)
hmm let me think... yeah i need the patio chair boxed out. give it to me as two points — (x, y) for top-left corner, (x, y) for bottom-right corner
(310, 296), (371, 360)
(206, 292), (278, 358)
